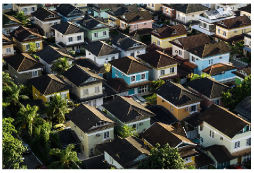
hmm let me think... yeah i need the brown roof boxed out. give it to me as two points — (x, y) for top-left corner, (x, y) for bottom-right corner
(119, 10), (152, 23)
(151, 24), (187, 39)
(10, 25), (43, 42)
(2, 34), (12, 42)
(205, 145), (233, 163)
(232, 67), (251, 78)
(202, 63), (237, 76)
(178, 145), (199, 159)
(182, 61), (198, 69)
(216, 16), (251, 29)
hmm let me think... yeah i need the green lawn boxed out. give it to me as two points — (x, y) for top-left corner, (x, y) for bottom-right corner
(240, 57), (250, 63)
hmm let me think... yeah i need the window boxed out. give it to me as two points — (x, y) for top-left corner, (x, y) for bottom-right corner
(32, 71), (38, 77)
(191, 56), (195, 62)
(179, 49), (182, 56)
(26, 45), (30, 50)
(138, 85), (148, 93)
(54, 22), (58, 25)
(94, 33), (98, 37)
(157, 40), (160, 46)
(217, 28), (220, 34)
(103, 31), (106, 36)
(95, 86), (100, 93)
(131, 76), (136, 82)
(31, 7), (35, 11)
(121, 22), (124, 28)
(200, 125), (203, 131)
(23, 8), (27, 13)
(112, 56), (115, 60)
(141, 73), (146, 80)
(191, 105), (196, 112)
(83, 89), (89, 96)
(170, 67), (174, 73)
(246, 138), (251, 146)
(209, 130), (214, 139)
(200, 137), (203, 143)
(152, 4), (154, 7)
(214, 99), (220, 105)
(223, 31), (226, 36)
(77, 35), (82, 40)
(61, 93), (67, 99)
(234, 30), (237, 33)
(161, 70), (165, 76)
(203, 23), (207, 28)
(209, 60), (211, 65)
(243, 154), (251, 163)
(6, 47), (11, 53)
(234, 141), (240, 149)
(211, 59), (213, 65)
(36, 43), (40, 49)
(68, 37), (73, 42)
(130, 52), (135, 57)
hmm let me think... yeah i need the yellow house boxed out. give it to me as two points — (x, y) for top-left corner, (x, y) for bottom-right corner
(146, 3), (163, 11)
(156, 81), (203, 121)
(215, 16), (251, 43)
(29, 74), (70, 103)
(151, 24), (187, 49)
(239, 5), (251, 20)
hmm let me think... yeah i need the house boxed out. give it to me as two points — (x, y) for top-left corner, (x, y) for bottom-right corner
(151, 24), (187, 49)
(118, 10), (153, 33)
(198, 104), (251, 168)
(2, 4), (13, 13)
(161, 4), (182, 25)
(10, 25), (44, 53)
(186, 77), (230, 109)
(32, 7), (61, 37)
(110, 32), (147, 58)
(182, 112), (203, 139)
(92, 4), (121, 19)
(38, 4), (59, 11)
(2, 34), (15, 58)
(173, 4), (209, 26)
(62, 64), (108, 106)
(36, 45), (73, 74)
(96, 136), (150, 168)
(214, 16), (251, 43)
(83, 155), (111, 169)
(13, 4), (37, 16)
(234, 96), (251, 123)
(72, 3), (88, 12)
(239, 5), (251, 20)
(56, 4), (84, 22)
(201, 4), (215, 10)
(77, 15), (110, 42)
(2, 14), (21, 35)
(140, 122), (198, 166)
(202, 63), (237, 83)
(156, 81), (203, 121)
(103, 96), (155, 133)
(232, 67), (251, 85)
(170, 33), (211, 60)
(74, 58), (105, 77)
(109, 56), (151, 96)
(4, 53), (44, 85)
(58, 128), (81, 150)
(29, 74), (70, 102)
(243, 32), (251, 58)
(51, 22), (85, 52)
(192, 8), (235, 35)
(187, 41), (231, 74)
(215, 4), (248, 11)
(66, 103), (115, 157)
(146, 3), (162, 12)
(84, 41), (120, 66)
(137, 50), (179, 81)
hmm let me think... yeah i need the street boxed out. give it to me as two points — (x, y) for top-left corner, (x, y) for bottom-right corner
(21, 153), (41, 169)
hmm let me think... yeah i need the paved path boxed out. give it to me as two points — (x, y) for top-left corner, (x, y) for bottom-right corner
(21, 153), (41, 169)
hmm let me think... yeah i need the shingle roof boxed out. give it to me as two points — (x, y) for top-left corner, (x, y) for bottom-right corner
(103, 96), (155, 123)
(77, 15), (108, 30)
(83, 155), (111, 169)
(66, 104), (114, 133)
(56, 4), (82, 17)
(138, 50), (179, 68)
(234, 96), (251, 122)
(178, 145), (199, 159)
(202, 63), (237, 76)
(93, 4), (121, 11)
(119, 10), (152, 23)
(151, 24), (187, 38)
(51, 22), (84, 35)
(156, 81), (203, 107)
(175, 4), (209, 14)
(10, 25), (43, 42)
(32, 7), (61, 21)
(182, 112), (203, 127)
(109, 56), (151, 75)
(194, 150), (214, 168)
(74, 58), (105, 74)
(2, 34), (12, 42)
(84, 41), (120, 57)
(204, 145), (233, 163)
(3, 14), (21, 25)
(238, 5), (251, 13)
(29, 74), (70, 95)
(199, 104), (250, 138)
(36, 45), (73, 64)
(106, 5), (139, 17)
(232, 67), (251, 78)
(58, 129), (81, 148)
(186, 77), (230, 99)
(4, 53), (44, 72)
(216, 16), (251, 29)
(106, 78), (129, 93)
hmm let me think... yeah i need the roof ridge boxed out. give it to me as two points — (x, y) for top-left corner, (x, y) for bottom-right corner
(97, 42), (105, 56)
(16, 54), (27, 71)
(64, 22), (72, 35)
(43, 78), (53, 95)
(126, 58), (134, 74)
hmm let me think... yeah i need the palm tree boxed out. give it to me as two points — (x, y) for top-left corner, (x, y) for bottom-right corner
(46, 94), (72, 123)
(2, 72), (14, 86)
(49, 144), (80, 169)
(52, 57), (72, 75)
(14, 11), (30, 26)
(16, 104), (45, 136)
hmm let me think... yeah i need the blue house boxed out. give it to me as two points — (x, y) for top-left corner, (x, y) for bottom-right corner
(56, 4), (84, 22)
(109, 56), (151, 96)
(187, 41), (230, 75)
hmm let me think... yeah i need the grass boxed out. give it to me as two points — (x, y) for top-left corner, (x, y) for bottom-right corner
(239, 57), (250, 63)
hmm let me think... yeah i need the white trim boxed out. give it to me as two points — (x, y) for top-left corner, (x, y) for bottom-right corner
(126, 118), (150, 126)
(44, 91), (69, 98)
(87, 127), (114, 136)
(190, 52), (230, 60)
(18, 68), (42, 74)
(21, 41), (42, 46)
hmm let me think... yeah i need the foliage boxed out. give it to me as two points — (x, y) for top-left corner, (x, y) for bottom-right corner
(163, 20), (171, 25)
(104, 63), (111, 73)
(187, 165), (196, 169)
(145, 93), (157, 105)
(52, 57), (72, 74)
(227, 40), (244, 58)
(222, 75), (251, 110)
(32, 54), (40, 60)
(14, 11), (30, 26)
(138, 143), (186, 169)
(188, 73), (211, 81)
(123, 25), (131, 34)
(3, 118), (27, 169)
(118, 125), (138, 138)
(79, 48), (86, 54)
(68, 50), (76, 56)
(2, 72), (14, 86)
(150, 79), (165, 91)
(28, 42), (38, 54)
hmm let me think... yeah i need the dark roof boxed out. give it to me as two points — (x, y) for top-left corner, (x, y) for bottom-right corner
(96, 136), (150, 168)
(4, 53), (44, 72)
(188, 41), (230, 58)
(106, 78), (129, 93)
(138, 50), (179, 68)
(178, 145), (199, 159)
(3, 14), (21, 26)
(2, 34), (14, 45)
(156, 81), (203, 107)
(84, 41), (120, 57)
(58, 129), (80, 148)
(186, 77), (230, 99)
(204, 145), (233, 163)
(62, 65), (103, 87)
(74, 58), (105, 74)
(199, 104), (250, 138)
(106, 5), (139, 17)
(119, 11), (152, 23)
(202, 63), (237, 76)
(175, 4), (209, 14)
(141, 122), (194, 148)
(56, 4), (83, 17)
(10, 25), (43, 42)
(182, 112), (202, 127)
(32, 7), (61, 21)
(151, 25), (187, 38)
(216, 16), (251, 29)
(83, 155), (111, 169)
(36, 45), (73, 64)
(77, 15), (108, 30)
(103, 96), (155, 123)
(234, 96), (251, 122)
(29, 74), (70, 95)
(238, 5), (251, 13)
(92, 4), (121, 11)
(170, 33), (211, 50)
(194, 151), (214, 168)
(51, 22), (84, 35)
(232, 67), (251, 78)
(109, 56), (151, 75)
(66, 104), (114, 133)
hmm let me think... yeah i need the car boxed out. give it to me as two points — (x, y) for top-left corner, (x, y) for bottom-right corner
(23, 143), (31, 154)
(52, 124), (66, 131)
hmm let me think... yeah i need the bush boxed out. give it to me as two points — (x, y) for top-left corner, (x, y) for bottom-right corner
(68, 50), (76, 57)
(145, 93), (157, 105)
(79, 48), (86, 54)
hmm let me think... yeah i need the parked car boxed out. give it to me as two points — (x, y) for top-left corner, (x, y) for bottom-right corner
(52, 124), (66, 131)
(23, 143), (31, 154)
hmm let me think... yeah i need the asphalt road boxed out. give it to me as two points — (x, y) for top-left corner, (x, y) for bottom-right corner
(21, 152), (41, 169)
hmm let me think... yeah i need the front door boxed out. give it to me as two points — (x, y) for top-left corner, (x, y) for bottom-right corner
(237, 157), (242, 164)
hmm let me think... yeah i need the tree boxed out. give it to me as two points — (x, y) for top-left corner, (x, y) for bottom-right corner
(145, 93), (157, 105)
(14, 11), (30, 26)
(150, 79), (165, 91)
(28, 42), (38, 54)
(189, 73), (211, 81)
(46, 94), (72, 123)
(227, 40), (244, 59)
(48, 144), (80, 169)
(3, 118), (27, 169)
(52, 57), (72, 74)
(118, 125), (138, 138)
(138, 143), (186, 169)
(123, 25), (131, 34)
(2, 72), (14, 86)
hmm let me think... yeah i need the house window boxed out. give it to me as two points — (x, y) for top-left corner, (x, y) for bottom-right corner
(121, 22), (124, 28)
(246, 138), (251, 146)
(130, 52), (135, 57)
(103, 31), (107, 36)
(132, 124), (138, 130)
(243, 154), (251, 163)
(161, 70), (165, 76)
(223, 31), (226, 36)
(217, 28), (220, 34)
(152, 4), (154, 7)
(68, 37), (73, 42)
(26, 45), (30, 50)
(83, 89), (89, 96)
(138, 85), (148, 93)
(141, 73), (146, 80)
(200, 137), (203, 143)
(214, 99), (220, 105)
(36, 42), (40, 49)
(94, 33), (98, 37)
(6, 47), (11, 53)
(209, 130), (214, 139)
(104, 131), (110, 139)
(157, 40), (160, 46)
(31, 7), (35, 11)
(234, 30), (237, 33)
(77, 35), (82, 41)
(179, 49), (182, 56)
(23, 8), (27, 13)
(131, 76), (136, 82)
(191, 56), (195, 62)
(170, 67), (174, 73)
(234, 141), (240, 149)
(61, 93), (67, 99)
(95, 86), (100, 93)
(32, 71), (38, 77)
(191, 105), (196, 112)
(54, 22), (58, 25)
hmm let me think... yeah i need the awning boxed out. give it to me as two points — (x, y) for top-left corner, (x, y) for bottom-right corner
(243, 46), (251, 52)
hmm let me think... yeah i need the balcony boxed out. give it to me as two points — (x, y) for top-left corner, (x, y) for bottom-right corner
(191, 25), (215, 35)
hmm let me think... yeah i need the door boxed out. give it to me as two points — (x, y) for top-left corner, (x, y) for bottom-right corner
(237, 157), (242, 164)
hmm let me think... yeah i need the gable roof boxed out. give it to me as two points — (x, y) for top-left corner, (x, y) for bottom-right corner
(84, 41), (120, 57)
(51, 22), (84, 35)
(138, 50), (179, 68)
(77, 15), (108, 30)
(4, 53), (44, 72)
(183, 112), (203, 127)
(170, 33), (211, 50)
(234, 96), (251, 123)
(199, 104), (250, 138)
(106, 5), (139, 17)
(156, 81), (203, 107)
(103, 96), (155, 123)
(216, 15), (251, 29)
(188, 41), (230, 58)
(232, 67), (251, 79)
(175, 4), (209, 14)
(36, 45), (73, 64)
(151, 24), (187, 38)
(238, 5), (251, 13)
(106, 78), (129, 93)
(32, 7), (61, 21)
(29, 74), (70, 95)
(10, 25), (43, 42)
(56, 4), (82, 17)
(109, 56), (151, 75)
(74, 58), (105, 74)
(202, 63), (237, 76)
(119, 10), (152, 23)
(66, 104), (114, 133)
(186, 77), (230, 99)
(62, 64), (103, 87)
(204, 145), (233, 163)
(3, 14), (21, 26)
(58, 129), (81, 148)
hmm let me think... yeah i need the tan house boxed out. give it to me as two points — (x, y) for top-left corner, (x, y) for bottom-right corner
(13, 4), (37, 16)
(146, 4), (163, 12)
(2, 34), (15, 58)
(239, 5), (251, 20)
